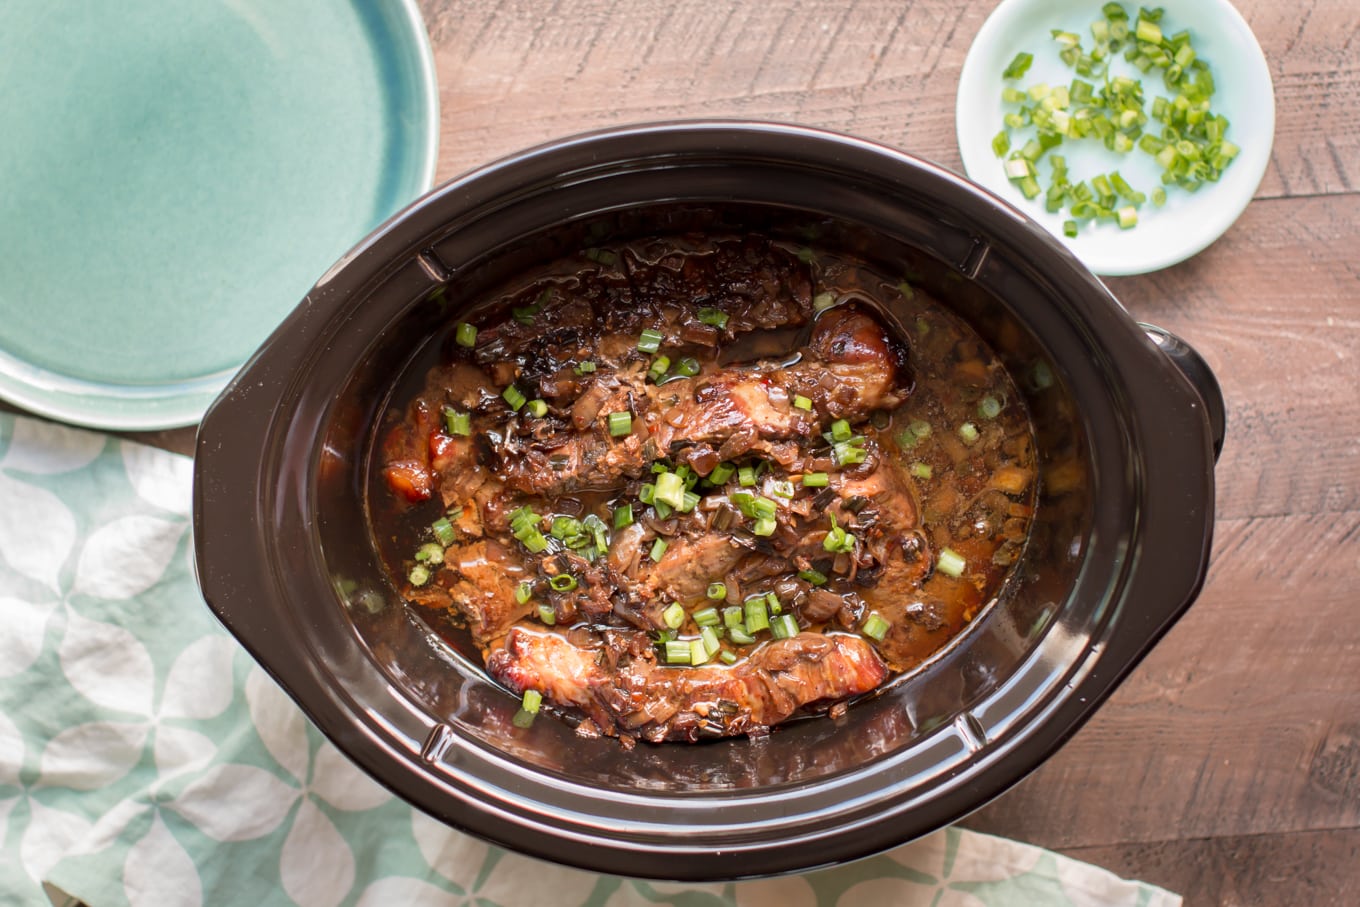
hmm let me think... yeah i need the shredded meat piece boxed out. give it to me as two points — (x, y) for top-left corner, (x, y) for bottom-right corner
(488, 627), (888, 741)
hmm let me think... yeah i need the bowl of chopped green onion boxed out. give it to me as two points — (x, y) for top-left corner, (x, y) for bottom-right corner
(956, 0), (1274, 275)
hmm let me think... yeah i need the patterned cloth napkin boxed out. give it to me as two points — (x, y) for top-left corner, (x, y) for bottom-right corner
(0, 412), (1181, 907)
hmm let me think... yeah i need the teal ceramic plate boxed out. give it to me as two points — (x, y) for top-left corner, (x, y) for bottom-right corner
(956, 0), (1273, 276)
(0, 0), (438, 429)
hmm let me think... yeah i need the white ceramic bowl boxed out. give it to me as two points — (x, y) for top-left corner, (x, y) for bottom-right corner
(956, 0), (1274, 276)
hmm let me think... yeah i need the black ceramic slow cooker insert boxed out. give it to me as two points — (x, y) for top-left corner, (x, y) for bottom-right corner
(192, 122), (1223, 880)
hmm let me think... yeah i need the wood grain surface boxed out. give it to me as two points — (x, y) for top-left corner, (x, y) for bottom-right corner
(14, 0), (1356, 902)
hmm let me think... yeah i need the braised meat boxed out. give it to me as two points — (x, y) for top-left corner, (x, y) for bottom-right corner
(375, 234), (1037, 742)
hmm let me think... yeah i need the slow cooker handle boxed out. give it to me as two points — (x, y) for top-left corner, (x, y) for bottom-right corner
(1140, 323), (1225, 462)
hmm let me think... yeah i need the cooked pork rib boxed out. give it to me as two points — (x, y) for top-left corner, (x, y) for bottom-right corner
(488, 627), (889, 742)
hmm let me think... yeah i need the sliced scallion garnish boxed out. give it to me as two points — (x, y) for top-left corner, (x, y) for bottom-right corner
(455, 322), (477, 348)
(648, 355), (671, 383)
(443, 407), (471, 437)
(937, 547), (967, 578)
(693, 607), (720, 627)
(697, 307), (729, 329)
(431, 517), (456, 547)
(502, 385), (527, 412)
(607, 411), (632, 437)
(637, 328), (663, 353)
(770, 613), (800, 640)
(661, 601), (685, 629)
(861, 612), (890, 641)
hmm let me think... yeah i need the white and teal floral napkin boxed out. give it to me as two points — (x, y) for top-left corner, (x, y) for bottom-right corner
(0, 412), (1181, 907)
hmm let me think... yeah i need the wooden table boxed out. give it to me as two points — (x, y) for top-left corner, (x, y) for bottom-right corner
(76, 0), (1360, 902)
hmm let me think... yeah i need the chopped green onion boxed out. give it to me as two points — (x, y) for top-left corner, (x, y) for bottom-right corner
(431, 517), (456, 547)
(992, 130), (1011, 158)
(752, 517), (777, 537)
(408, 564), (431, 586)
(707, 582), (727, 601)
(1063, 219), (1079, 238)
(798, 569), (829, 586)
(722, 606), (743, 628)
(793, 394), (813, 411)
(649, 538), (669, 562)
(526, 399), (549, 418)
(613, 504), (633, 529)
(520, 689), (542, 714)
(654, 472), (686, 509)
(415, 542), (444, 564)
(647, 355), (671, 383)
(861, 612), (890, 642)
(978, 396), (1003, 419)
(637, 328), (663, 353)
(708, 462), (735, 485)
(675, 357), (701, 377)
(512, 301), (542, 325)
(958, 422), (980, 445)
(537, 604), (556, 625)
(679, 491), (701, 513)
(519, 531), (548, 554)
(744, 596), (770, 633)
(910, 461), (933, 480)
(1135, 18), (1162, 44)
(638, 483), (656, 505)
(663, 639), (691, 663)
(607, 411), (632, 437)
(738, 465), (757, 487)
(719, 650), (738, 665)
(694, 607), (720, 627)
(575, 360), (596, 375)
(751, 497), (778, 520)
(1002, 51), (1034, 80)
(812, 292), (836, 313)
(830, 419), (853, 442)
(502, 385), (527, 411)
(700, 626), (722, 657)
(443, 407), (471, 437)
(833, 440), (868, 466)
(548, 573), (578, 592)
(515, 580), (534, 605)
(697, 307), (729, 329)
(582, 513), (609, 555)
(937, 547), (967, 578)
(1117, 205), (1139, 229)
(823, 514), (857, 553)
(765, 591), (782, 614)
(455, 322), (477, 348)
(728, 624), (757, 645)
(689, 638), (710, 666)
(769, 480), (795, 499)
(770, 614), (800, 640)
(549, 516), (580, 540)
(662, 601), (685, 629)
(801, 472), (829, 488)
